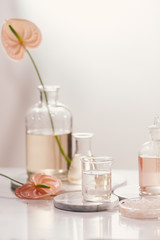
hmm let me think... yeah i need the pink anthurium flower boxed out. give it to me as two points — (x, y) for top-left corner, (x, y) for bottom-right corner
(1, 18), (42, 60)
(15, 173), (62, 200)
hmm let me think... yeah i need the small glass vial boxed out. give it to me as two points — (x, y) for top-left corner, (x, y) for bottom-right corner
(138, 117), (160, 196)
(25, 85), (72, 178)
(67, 133), (93, 184)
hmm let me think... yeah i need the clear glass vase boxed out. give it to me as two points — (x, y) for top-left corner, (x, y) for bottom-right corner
(67, 133), (93, 184)
(25, 85), (72, 178)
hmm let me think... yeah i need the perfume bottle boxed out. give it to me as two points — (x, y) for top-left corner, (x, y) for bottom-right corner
(67, 133), (93, 185)
(25, 85), (72, 178)
(138, 117), (160, 196)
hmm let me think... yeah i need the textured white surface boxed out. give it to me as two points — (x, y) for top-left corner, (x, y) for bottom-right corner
(0, 168), (160, 240)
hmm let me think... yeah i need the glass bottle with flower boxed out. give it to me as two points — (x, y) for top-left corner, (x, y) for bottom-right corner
(1, 19), (72, 178)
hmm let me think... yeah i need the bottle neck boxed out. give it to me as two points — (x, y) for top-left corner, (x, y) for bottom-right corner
(38, 85), (60, 105)
(149, 128), (160, 142)
(74, 134), (93, 156)
(149, 117), (160, 142)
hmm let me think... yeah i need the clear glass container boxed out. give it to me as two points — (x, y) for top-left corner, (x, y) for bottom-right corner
(81, 156), (113, 202)
(67, 133), (93, 184)
(119, 197), (160, 219)
(138, 117), (160, 196)
(25, 85), (72, 178)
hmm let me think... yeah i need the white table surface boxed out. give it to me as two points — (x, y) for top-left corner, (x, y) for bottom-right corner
(0, 168), (160, 240)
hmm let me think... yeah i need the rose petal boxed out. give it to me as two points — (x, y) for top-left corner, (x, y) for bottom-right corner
(1, 18), (42, 60)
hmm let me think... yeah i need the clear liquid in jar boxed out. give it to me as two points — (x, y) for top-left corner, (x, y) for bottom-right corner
(82, 170), (111, 201)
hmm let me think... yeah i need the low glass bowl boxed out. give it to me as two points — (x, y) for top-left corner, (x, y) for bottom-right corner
(119, 197), (160, 219)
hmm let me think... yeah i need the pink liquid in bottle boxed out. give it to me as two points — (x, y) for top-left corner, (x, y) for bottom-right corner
(139, 156), (160, 195)
(138, 117), (160, 196)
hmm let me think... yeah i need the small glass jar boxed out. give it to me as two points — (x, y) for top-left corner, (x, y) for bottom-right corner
(138, 117), (160, 196)
(67, 133), (93, 184)
(81, 156), (113, 202)
(25, 85), (72, 178)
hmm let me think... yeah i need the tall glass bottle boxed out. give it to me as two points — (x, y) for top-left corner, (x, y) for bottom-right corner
(25, 85), (72, 178)
(67, 133), (93, 184)
(138, 117), (160, 196)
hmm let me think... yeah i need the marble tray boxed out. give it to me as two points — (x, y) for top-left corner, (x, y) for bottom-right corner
(113, 185), (140, 200)
(54, 191), (119, 212)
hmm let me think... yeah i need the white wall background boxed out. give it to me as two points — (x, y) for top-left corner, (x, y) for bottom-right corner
(0, 0), (160, 169)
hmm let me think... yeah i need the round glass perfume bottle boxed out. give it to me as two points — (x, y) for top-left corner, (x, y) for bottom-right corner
(25, 85), (72, 178)
(67, 133), (93, 185)
(138, 117), (160, 196)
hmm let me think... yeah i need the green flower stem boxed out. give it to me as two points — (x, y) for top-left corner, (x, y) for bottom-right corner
(0, 173), (23, 185)
(55, 136), (71, 165)
(26, 49), (71, 165)
(26, 49), (55, 132)
(9, 25), (71, 165)
(0, 173), (50, 189)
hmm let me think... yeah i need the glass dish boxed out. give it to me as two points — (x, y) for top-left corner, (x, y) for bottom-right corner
(119, 197), (160, 219)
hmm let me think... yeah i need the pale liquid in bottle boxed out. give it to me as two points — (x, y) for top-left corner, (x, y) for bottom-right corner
(26, 130), (72, 178)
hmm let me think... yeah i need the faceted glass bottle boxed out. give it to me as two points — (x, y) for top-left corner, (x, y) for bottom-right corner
(25, 85), (72, 178)
(138, 117), (160, 196)
(67, 133), (93, 184)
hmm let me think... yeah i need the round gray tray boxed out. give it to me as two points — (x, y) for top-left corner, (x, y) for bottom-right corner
(54, 191), (119, 212)
(113, 185), (140, 200)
